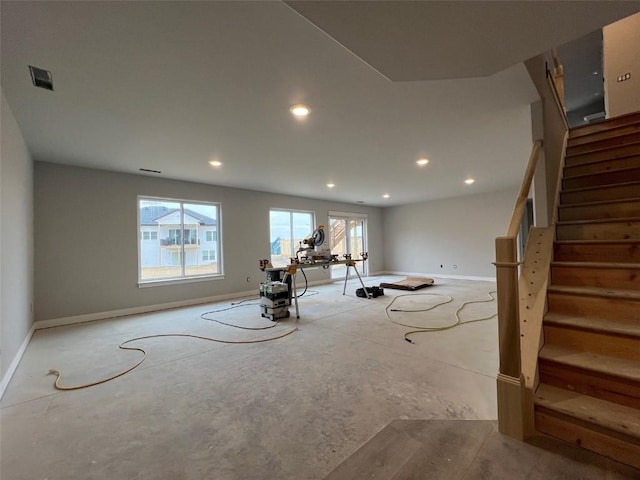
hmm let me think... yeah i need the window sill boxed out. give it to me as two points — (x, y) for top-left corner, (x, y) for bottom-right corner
(138, 274), (225, 288)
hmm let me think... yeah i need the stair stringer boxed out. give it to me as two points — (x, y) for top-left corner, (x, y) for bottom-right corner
(518, 227), (555, 437)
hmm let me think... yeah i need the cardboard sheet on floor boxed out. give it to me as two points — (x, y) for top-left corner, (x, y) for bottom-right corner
(379, 277), (435, 291)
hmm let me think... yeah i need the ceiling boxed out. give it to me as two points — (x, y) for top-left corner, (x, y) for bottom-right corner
(2, 1), (638, 207)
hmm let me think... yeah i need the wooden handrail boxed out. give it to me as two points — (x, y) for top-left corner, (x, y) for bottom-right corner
(550, 132), (570, 228)
(506, 140), (543, 238)
(547, 62), (569, 131)
(551, 48), (562, 72)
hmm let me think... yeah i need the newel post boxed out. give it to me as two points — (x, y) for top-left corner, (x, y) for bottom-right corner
(494, 236), (526, 440)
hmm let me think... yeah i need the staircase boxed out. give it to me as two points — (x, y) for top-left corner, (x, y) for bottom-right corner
(533, 112), (640, 468)
(329, 220), (346, 249)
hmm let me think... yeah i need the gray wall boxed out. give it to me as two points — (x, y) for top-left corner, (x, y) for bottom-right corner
(1, 90), (34, 379)
(382, 189), (517, 278)
(34, 162), (383, 321)
(604, 12), (640, 118)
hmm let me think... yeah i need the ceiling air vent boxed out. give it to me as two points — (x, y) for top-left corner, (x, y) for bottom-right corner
(29, 65), (54, 91)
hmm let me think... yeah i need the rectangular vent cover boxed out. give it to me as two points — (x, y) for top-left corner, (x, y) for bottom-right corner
(29, 65), (53, 91)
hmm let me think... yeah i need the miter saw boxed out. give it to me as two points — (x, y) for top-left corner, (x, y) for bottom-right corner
(296, 225), (334, 263)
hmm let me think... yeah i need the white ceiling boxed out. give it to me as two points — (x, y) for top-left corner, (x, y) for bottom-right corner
(1, 1), (638, 207)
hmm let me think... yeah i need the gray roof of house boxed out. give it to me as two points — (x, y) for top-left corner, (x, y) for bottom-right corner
(140, 206), (216, 226)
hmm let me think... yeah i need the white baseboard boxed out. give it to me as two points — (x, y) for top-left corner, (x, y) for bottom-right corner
(306, 279), (333, 287)
(0, 324), (35, 400)
(382, 271), (496, 282)
(35, 289), (259, 330)
(34, 279), (336, 331)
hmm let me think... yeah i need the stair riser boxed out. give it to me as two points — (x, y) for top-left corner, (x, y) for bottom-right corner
(564, 156), (640, 177)
(567, 132), (640, 157)
(551, 266), (640, 291)
(561, 183), (640, 204)
(554, 243), (640, 263)
(568, 123), (640, 148)
(570, 113), (640, 139)
(538, 362), (640, 409)
(556, 220), (640, 241)
(558, 200), (640, 221)
(566, 144), (640, 166)
(543, 325), (640, 361)
(563, 167), (640, 189)
(535, 409), (640, 469)
(547, 293), (640, 322)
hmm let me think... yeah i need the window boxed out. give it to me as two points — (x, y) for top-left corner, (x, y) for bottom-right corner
(138, 197), (221, 283)
(328, 213), (368, 278)
(269, 209), (314, 267)
(141, 231), (158, 241)
(202, 250), (216, 262)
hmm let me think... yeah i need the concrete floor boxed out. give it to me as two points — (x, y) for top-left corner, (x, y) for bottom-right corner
(325, 419), (640, 479)
(1, 276), (636, 479)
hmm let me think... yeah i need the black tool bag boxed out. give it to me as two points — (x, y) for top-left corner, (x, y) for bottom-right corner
(356, 286), (384, 298)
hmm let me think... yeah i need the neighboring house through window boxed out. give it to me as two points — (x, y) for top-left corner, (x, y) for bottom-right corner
(138, 197), (222, 282)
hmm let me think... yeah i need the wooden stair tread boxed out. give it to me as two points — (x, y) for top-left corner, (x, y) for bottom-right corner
(564, 152), (640, 168)
(563, 165), (640, 181)
(552, 261), (640, 269)
(548, 284), (640, 300)
(568, 123), (640, 147)
(557, 216), (640, 226)
(534, 384), (640, 441)
(544, 312), (640, 338)
(539, 344), (640, 383)
(565, 139), (640, 159)
(570, 112), (640, 139)
(555, 239), (640, 245)
(567, 136), (640, 157)
(561, 180), (640, 194)
(559, 197), (640, 208)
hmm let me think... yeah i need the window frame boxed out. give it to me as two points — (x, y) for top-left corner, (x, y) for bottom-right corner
(269, 208), (315, 267)
(137, 196), (223, 286)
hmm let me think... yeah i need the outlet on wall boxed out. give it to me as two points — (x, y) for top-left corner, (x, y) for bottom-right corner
(617, 72), (631, 82)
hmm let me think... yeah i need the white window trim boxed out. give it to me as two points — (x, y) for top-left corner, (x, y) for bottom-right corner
(137, 195), (223, 286)
(328, 210), (368, 219)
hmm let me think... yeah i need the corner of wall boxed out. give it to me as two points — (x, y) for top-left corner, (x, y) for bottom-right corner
(1, 88), (35, 393)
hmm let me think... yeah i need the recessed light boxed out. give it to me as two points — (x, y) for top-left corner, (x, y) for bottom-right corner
(326, 183), (335, 188)
(593, 71), (599, 75)
(464, 178), (475, 185)
(383, 194), (390, 198)
(208, 160), (223, 167)
(416, 158), (429, 166)
(290, 104), (311, 117)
